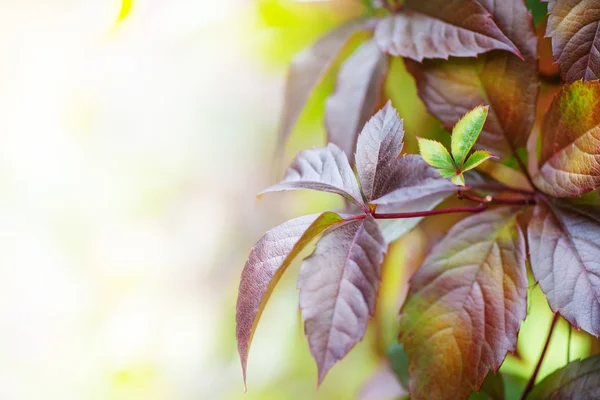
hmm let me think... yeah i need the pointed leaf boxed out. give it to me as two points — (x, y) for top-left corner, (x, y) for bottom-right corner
(278, 21), (366, 147)
(527, 201), (600, 336)
(236, 212), (345, 384)
(262, 143), (365, 207)
(451, 106), (489, 168)
(371, 155), (458, 209)
(451, 174), (466, 186)
(398, 207), (528, 400)
(355, 102), (405, 202)
(546, 0), (600, 82)
(375, 0), (520, 61)
(326, 39), (389, 159)
(528, 354), (600, 399)
(417, 138), (456, 172)
(533, 80), (600, 197)
(298, 215), (387, 384)
(463, 150), (495, 172)
(406, 0), (539, 157)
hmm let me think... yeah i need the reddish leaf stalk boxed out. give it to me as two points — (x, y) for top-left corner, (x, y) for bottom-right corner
(520, 313), (560, 400)
(464, 183), (536, 195)
(373, 204), (487, 219)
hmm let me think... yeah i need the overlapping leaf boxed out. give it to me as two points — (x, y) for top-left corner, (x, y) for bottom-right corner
(533, 80), (600, 197)
(278, 21), (367, 147)
(298, 215), (386, 384)
(326, 39), (388, 159)
(262, 143), (365, 207)
(546, 0), (600, 82)
(398, 207), (528, 400)
(528, 354), (600, 399)
(527, 201), (600, 336)
(375, 0), (520, 61)
(406, 0), (538, 157)
(236, 212), (345, 384)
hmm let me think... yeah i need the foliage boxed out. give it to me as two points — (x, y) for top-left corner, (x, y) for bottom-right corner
(237, 0), (600, 399)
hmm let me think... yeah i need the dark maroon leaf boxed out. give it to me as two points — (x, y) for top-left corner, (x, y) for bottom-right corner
(326, 39), (388, 159)
(355, 101), (405, 203)
(528, 354), (600, 399)
(298, 215), (386, 384)
(532, 80), (600, 197)
(398, 207), (527, 400)
(375, 0), (520, 61)
(527, 201), (600, 336)
(406, 0), (538, 157)
(546, 0), (600, 82)
(236, 212), (345, 386)
(262, 143), (365, 207)
(278, 21), (367, 148)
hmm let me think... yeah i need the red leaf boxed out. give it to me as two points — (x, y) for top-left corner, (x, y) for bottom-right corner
(278, 21), (367, 148)
(262, 143), (365, 207)
(298, 215), (386, 384)
(398, 207), (527, 400)
(326, 39), (388, 160)
(546, 0), (600, 82)
(533, 80), (600, 197)
(528, 354), (600, 399)
(406, 0), (538, 157)
(375, 0), (521, 61)
(527, 201), (600, 336)
(236, 212), (345, 386)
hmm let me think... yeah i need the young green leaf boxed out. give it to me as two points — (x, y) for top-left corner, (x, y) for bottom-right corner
(546, 0), (600, 82)
(527, 201), (600, 336)
(417, 137), (455, 171)
(375, 0), (521, 61)
(236, 212), (345, 386)
(451, 174), (466, 186)
(398, 207), (527, 400)
(528, 354), (600, 399)
(387, 343), (409, 389)
(463, 150), (496, 173)
(326, 39), (388, 160)
(298, 215), (386, 385)
(533, 80), (600, 197)
(261, 143), (365, 207)
(451, 105), (489, 168)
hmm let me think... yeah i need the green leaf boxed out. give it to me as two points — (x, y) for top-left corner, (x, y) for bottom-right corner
(451, 174), (465, 186)
(417, 137), (455, 171)
(387, 343), (409, 389)
(463, 150), (495, 172)
(451, 105), (489, 168)
(469, 372), (505, 400)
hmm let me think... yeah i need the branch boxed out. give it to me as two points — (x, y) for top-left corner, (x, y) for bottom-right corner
(465, 183), (536, 195)
(373, 204), (487, 219)
(520, 313), (560, 400)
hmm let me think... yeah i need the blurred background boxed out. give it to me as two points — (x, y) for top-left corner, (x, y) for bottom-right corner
(0, 0), (595, 399)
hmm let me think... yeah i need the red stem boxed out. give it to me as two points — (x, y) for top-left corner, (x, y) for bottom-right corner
(465, 183), (536, 195)
(373, 204), (487, 219)
(520, 313), (560, 400)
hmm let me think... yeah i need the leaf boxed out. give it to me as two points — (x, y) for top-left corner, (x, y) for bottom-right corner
(546, 0), (600, 82)
(451, 106), (489, 168)
(406, 0), (539, 157)
(374, 0), (521, 61)
(298, 215), (387, 384)
(398, 207), (528, 400)
(278, 21), (366, 148)
(469, 372), (505, 400)
(359, 362), (408, 400)
(326, 39), (389, 160)
(236, 212), (345, 385)
(370, 155), (458, 209)
(387, 342), (409, 389)
(527, 200), (600, 336)
(355, 102), (405, 202)
(463, 150), (496, 173)
(451, 174), (466, 186)
(533, 80), (600, 197)
(262, 143), (365, 207)
(527, 354), (600, 399)
(417, 138), (455, 172)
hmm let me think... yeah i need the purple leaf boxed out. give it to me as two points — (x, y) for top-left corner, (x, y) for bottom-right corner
(262, 143), (365, 207)
(236, 212), (345, 386)
(398, 207), (527, 400)
(326, 39), (388, 160)
(375, 0), (520, 61)
(406, 0), (538, 157)
(355, 102), (405, 203)
(528, 354), (600, 399)
(278, 21), (367, 148)
(527, 201), (600, 336)
(298, 215), (387, 384)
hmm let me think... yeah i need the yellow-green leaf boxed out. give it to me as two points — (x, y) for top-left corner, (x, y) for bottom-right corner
(417, 137), (455, 171)
(451, 106), (489, 168)
(451, 174), (465, 186)
(463, 150), (495, 173)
